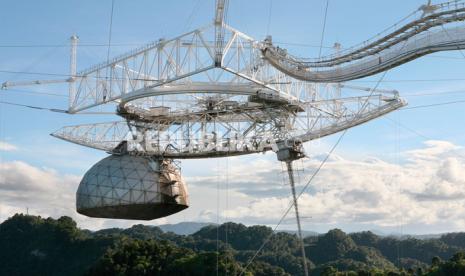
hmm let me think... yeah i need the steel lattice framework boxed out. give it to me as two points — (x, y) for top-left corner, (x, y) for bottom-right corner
(4, 1), (465, 274)
(43, 23), (404, 158)
(5, 1), (465, 158)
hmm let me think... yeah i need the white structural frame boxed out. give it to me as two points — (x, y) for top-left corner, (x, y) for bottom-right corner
(3, 21), (406, 158)
(263, 1), (465, 82)
(43, 22), (404, 158)
(0, 0), (413, 161)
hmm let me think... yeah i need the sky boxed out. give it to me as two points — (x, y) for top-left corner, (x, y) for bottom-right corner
(1, 0), (465, 235)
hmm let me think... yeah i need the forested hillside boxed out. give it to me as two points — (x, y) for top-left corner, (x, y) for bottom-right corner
(1, 214), (465, 275)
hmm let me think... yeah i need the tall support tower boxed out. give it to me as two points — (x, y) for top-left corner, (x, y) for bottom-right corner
(214, 0), (228, 66)
(277, 143), (309, 276)
(69, 35), (79, 109)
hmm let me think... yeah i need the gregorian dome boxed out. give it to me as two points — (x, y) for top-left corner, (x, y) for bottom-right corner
(76, 154), (189, 220)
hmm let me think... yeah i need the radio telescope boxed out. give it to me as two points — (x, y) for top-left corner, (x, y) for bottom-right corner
(3, 1), (465, 274)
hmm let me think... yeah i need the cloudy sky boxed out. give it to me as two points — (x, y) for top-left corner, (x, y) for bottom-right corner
(1, 0), (465, 234)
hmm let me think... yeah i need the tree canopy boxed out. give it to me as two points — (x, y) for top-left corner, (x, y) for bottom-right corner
(2, 213), (465, 275)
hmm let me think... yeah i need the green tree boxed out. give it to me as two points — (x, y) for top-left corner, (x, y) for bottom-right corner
(88, 239), (192, 275)
(321, 265), (338, 276)
(431, 256), (442, 267)
(168, 251), (243, 276)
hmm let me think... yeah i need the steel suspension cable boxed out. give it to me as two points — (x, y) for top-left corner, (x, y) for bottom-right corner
(8, 68), (465, 83)
(318, 0), (330, 58)
(384, 116), (431, 141)
(104, 0), (116, 101)
(0, 100), (67, 113)
(240, 36), (409, 275)
(401, 99), (465, 109)
(216, 158), (220, 276)
(266, 0), (273, 35)
(183, 0), (202, 33)
(239, 130), (347, 275)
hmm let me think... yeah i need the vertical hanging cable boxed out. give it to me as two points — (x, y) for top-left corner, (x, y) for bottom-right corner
(183, 0), (202, 33)
(266, 0), (273, 35)
(395, 112), (403, 268)
(104, 0), (115, 102)
(225, 155), (229, 259)
(318, 0), (330, 58)
(216, 157), (220, 276)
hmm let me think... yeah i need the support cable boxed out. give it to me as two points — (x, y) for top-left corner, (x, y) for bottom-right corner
(225, 154), (229, 257)
(183, 0), (202, 33)
(241, 35), (406, 273)
(0, 100), (116, 115)
(4, 96), (464, 115)
(239, 130), (347, 275)
(104, 0), (116, 101)
(7, 68), (465, 83)
(318, 0), (330, 58)
(397, 112), (404, 268)
(384, 116), (431, 140)
(281, 3), (330, 272)
(0, 100), (67, 113)
(241, 37), (400, 273)
(403, 90), (465, 97)
(266, 0), (273, 35)
(356, 38), (410, 117)
(401, 99), (465, 109)
(2, 89), (67, 98)
(216, 152), (220, 275)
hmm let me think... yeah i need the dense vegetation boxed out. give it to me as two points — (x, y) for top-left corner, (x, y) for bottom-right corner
(2, 214), (465, 275)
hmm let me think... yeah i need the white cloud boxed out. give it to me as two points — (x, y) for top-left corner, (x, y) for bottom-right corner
(0, 160), (158, 230)
(1, 140), (465, 234)
(0, 141), (17, 151)
(187, 140), (465, 233)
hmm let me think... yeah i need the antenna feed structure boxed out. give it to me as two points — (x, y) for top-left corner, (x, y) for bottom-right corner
(276, 140), (305, 162)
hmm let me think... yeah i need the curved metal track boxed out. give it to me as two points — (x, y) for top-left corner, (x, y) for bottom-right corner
(262, 1), (465, 82)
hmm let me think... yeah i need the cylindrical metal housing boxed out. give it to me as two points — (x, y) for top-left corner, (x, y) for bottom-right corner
(76, 155), (188, 220)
